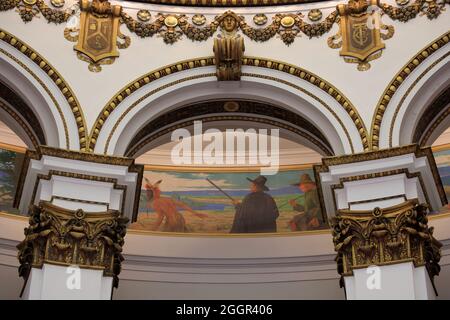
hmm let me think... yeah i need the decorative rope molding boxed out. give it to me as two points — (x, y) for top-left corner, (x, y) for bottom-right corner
(389, 52), (450, 147)
(107, 0), (326, 6)
(0, 28), (89, 150)
(370, 31), (450, 150)
(91, 56), (366, 153)
(0, 47), (70, 148)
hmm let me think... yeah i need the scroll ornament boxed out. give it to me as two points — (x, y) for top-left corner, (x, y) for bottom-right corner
(331, 200), (442, 290)
(17, 201), (128, 291)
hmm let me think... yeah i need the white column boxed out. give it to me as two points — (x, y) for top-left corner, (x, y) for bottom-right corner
(316, 144), (446, 300)
(15, 146), (143, 300)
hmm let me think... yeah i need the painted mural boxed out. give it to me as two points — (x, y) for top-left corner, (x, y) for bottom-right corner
(0, 147), (23, 214)
(130, 168), (327, 233)
(1, 145), (450, 233)
(434, 147), (450, 214)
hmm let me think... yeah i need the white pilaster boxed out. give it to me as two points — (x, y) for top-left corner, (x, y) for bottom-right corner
(316, 144), (447, 300)
(15, 146), (143, 300)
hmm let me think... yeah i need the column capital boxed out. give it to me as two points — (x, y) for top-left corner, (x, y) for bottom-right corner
(331, 200), (442, 290)
(17, 201), (128, 292)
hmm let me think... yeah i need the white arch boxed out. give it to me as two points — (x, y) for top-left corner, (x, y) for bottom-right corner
(378, 42), (450, 148)
(0, 99), (36, 149)
(0, 41), (82, 150)
(95, 66), (364, 156)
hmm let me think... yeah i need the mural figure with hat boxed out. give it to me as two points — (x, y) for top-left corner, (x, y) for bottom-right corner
(230, 175), (279, 233)
(288, 173), (323, 231)
(144, 178), (208, 232)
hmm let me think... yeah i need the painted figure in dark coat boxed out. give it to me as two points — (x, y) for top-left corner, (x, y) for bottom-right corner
(230, 175), (279, 233)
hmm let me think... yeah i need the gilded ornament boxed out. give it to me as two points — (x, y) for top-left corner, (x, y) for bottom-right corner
(308, 9), (322, 21)
(223, 101), (240, 112)
(218, 11), (240, 34)
(164, 15), (178, 27)
(50, 0), (65, 8)
(137, 9), (151, 22)
(253, 13), (267, 25)
(332, 200), (442, 289)
(22, 0), (36, 5)
(328, 0), (394, 71)
(213, 33), (245, 80)
(64, 0), (130, 72)
(17, 202), (129, 290)
(192, 14), (206, 26)
(395, 0), (410, 5)
(280, 15), (295, 28)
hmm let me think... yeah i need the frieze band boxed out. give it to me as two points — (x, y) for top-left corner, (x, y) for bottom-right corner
(0, 0), (448, 71)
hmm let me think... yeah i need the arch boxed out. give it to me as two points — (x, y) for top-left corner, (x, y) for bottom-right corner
(91, 57), (367, 156)
(0, 28), (88, 151)
(413, 87), (450, 146)
(370, 31), (450, 150)
(124, 100), (334, 158)
(0, 81), (46, 149)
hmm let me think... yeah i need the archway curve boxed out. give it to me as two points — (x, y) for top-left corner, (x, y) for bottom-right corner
(98, 76), (361, 156)
(0, 81), (46, 150)
(370, 31), (450, 150)
(124, 100), (334, 158)
(91, 57), (367, 155)
(413, 87), (450, 147)
(0, 28), (88, 151)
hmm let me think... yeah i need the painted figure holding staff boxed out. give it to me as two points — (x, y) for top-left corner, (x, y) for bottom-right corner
(208, 175), (279, 233)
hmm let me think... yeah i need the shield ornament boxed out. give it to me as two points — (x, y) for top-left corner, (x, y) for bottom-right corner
(328, 0), (394, 71)
(65, 0), (130, 72)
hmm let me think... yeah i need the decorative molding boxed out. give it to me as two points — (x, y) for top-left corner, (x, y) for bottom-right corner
(17, 201), (128, 293)
(0, 81), (45, 148)
(331, 200), (442, 292)
(413, 87), (450, 146)
(314, 144), (448, 208)
(0, 47), (70, 149)
(30, 170), (127, 213)
(13, 145), (144, 222)
(213, 13), (245, 81)
(0, 29), (89, 150)
(97, 0), (327, 6)
(370, 31), (450, 150)
(0, 99), (40, 150)
(389, 52), (450, 147)
(1, 0), (447, 73)
(328, 0), (395, 71)
(124, 100), (334, 157)
(64, 0), (131, 72)
(142, 163), (315, 172)
(92, 57), (366, 153)
(330, 168), (431, 211)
